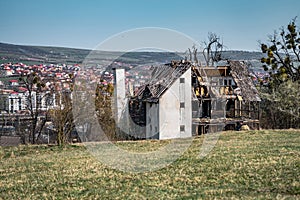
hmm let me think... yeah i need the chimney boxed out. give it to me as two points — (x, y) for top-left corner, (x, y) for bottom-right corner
(113, 68), (129, 135)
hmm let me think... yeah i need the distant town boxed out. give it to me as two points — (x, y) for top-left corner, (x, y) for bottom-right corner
(0, 61), (270, 115)
(0, 59), (161, 144)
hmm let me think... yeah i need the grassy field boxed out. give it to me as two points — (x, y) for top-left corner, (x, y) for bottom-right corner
(0, 130), (299, 199)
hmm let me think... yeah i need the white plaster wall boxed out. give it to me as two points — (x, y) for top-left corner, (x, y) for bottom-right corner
(159, 68), (192, 139)
(181, 68), (192, 138)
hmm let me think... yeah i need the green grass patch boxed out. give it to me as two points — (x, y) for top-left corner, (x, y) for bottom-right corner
(0, 130), (299, 199)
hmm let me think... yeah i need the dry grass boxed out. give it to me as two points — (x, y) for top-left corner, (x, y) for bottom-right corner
(0, 130), (299, 199)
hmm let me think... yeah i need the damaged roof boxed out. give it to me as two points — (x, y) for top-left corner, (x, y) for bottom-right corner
(134, 60), (260, 103)
(228, 60), (261, 102)
(135, 60), (192, 102)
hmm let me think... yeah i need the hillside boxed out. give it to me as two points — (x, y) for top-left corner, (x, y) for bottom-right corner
(0, 130), (299, 199)
(221, 50), (264, 60)
(0, 42), (90, 64)
(0, 42), (264, 65)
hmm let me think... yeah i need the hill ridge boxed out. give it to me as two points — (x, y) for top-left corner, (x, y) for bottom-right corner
(0, 42), (264, 65)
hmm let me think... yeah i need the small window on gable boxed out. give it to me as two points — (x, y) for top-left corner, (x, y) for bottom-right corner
(180, 102), (185, 108)
(180, 125), (185, 132)
(180, 78), (185, 83)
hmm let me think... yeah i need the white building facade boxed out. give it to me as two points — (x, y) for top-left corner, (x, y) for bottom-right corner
(0, 91), (57, 113)
(145, 68), (192, 139)
(120, 61), (193, 140)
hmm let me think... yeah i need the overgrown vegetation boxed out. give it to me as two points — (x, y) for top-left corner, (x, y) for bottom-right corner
(259, 17), (300, 129)
(49, 91), (75, 146)
(95, 82), (116, 140)
(0, 130), (299, 199)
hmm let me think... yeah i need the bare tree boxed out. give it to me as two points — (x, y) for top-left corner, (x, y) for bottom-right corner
(187, 44), (199, 64)
(187, 48), (193, 62)
(49, 90), (74, 145)
(19, 72), (49, 144)
(203, 32), (224, 66)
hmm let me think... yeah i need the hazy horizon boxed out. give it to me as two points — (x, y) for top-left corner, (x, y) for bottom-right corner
(0, 41), (267, 53)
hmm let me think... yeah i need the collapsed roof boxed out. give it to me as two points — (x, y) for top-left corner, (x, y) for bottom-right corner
(135, 60), (192, 102)
(228, 60), (261, 102)
(134, 60), (260, 102)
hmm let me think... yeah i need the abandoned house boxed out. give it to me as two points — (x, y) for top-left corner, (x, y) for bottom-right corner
(191, 60), (261, 135)
(114, 60), (260, 140)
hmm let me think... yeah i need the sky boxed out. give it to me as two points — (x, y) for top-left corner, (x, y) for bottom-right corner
(0, 0), (300, 52)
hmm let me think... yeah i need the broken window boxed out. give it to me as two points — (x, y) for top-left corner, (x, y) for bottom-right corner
(224, 79), (228, 86)
(202, 100), (211, 118)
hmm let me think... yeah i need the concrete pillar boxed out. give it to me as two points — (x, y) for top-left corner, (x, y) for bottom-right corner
(113, 68), (129, 136)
